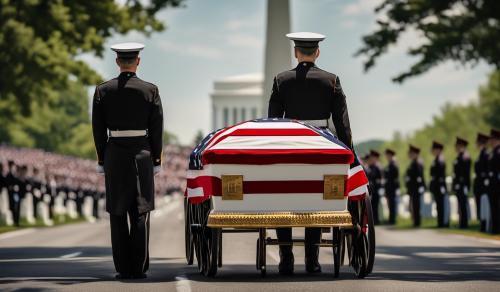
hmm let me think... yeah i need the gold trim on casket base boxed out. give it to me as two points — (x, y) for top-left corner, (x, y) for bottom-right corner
(324, 175), (345, 200)
(221, 175), (243, 200)
(207, 211), (352, 228)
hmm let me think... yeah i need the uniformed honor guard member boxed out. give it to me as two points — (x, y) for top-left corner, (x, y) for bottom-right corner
(384, 149), (400, 225)
(488, 129), (500, 234)
(429, 141), (449, 227)
(453, 137), (471, 229)
(405, 145), (425, 227)
(92, 42), (163, 279)
(474, 133), (490, 231)
(268, 32), (353, 275)
(367, 150), (383, 225)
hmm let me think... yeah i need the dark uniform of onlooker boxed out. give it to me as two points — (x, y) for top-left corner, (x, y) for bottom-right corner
(453, 137), (471, 229)
(405, 145), (425, 227)
(92, 42), (163, 279)
(474, 133), (490, 231)
(29, 168), (43, 219)
(6, 161), (21, 226)
(429, 141), (449, 227)
(384, 149), (399, 225)
(268, 32), (353, 275)
(367, 150), (383, 225)
(488, 129), (500, 234)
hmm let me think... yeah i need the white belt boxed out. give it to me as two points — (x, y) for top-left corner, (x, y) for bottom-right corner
(108, 129), (147, 138)
(301, 119), (328, 128)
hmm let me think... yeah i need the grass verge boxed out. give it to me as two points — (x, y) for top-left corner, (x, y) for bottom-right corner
(391, 217), (500, 241)
(0, 215), (86, 234)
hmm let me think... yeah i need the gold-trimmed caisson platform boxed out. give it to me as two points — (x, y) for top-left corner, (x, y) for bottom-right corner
(207, 211), (352, 228)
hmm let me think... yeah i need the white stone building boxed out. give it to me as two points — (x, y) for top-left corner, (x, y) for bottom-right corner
(210, 73), (263, 130)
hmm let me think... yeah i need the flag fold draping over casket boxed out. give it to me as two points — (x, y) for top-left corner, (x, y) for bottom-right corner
(185, 119), (369, 204)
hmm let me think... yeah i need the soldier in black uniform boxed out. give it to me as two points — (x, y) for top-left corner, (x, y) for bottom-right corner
(429, 141), (449, 227)
(92, 42), (163, 279)
(453, 137), (471, 229)
(0, 163), (6, 196)
(488, 129), (500, 234)
(367, 150), (383, 225)
(474, 133), (490, 231)
(405, 145), (425, 227)
(6, 161), (21, 226)
(268, 32), (353, 275)
(384, 149), (399, 225)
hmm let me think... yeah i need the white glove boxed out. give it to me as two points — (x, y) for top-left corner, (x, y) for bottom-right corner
(96, 165), (104, 175)
(418, 186), (425, 194)
(396, 189), (401, 196)
(154, 165), (161, 175)
(378, 188), (385, 196)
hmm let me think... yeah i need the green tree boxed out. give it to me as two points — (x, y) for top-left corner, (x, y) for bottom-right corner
(356, 0), (500, 82)
(0, 0), (184, 155)
(479, 70), (500, 129)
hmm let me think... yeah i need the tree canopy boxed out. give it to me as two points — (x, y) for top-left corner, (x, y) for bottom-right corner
(356, 0), (500, 82)
(0, 0), (183, 158)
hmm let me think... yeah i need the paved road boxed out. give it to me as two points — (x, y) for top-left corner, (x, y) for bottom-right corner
(1, 195), (499, 291)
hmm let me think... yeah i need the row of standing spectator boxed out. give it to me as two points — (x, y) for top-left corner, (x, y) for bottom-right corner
(363, 129), (500, 234)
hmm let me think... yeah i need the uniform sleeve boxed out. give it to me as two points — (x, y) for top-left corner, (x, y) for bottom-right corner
(91, 87), (107, 166)
(331, 76), (353, 149)
(148, 86), (164, 166)
(268, 77), (285, 118)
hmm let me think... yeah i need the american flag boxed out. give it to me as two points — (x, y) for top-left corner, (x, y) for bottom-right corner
(186, 119), (368, 204)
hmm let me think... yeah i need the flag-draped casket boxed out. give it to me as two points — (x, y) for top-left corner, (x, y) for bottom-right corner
(186, 119), (369, 228)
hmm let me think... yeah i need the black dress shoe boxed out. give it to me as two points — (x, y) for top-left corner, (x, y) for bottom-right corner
(305, 261), (322, 273)
(115, 273), (132, 280)
(278, 246), (294, 275)
(132, 273), (147, 279)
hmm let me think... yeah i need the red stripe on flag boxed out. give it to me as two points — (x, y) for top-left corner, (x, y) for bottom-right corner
(229, 128), (319, 137)
(347, 170), (369, 193)
(202, 149), (354, 165)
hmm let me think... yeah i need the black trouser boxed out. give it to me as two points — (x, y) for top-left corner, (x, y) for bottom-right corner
(276, 227), (321, 257)
(110, 206), (150, 275)
(473, 190), (485, 231)
(8, 193), (21, 226)
(431, 188), (447, 227)
(409, 192), (421, 227)
(489, 192), (500, 234)
(385, 190), (396, 224)
(371, 191), (380, 225)
(32, 195), (39, 219)
(455, 189), (468, 229)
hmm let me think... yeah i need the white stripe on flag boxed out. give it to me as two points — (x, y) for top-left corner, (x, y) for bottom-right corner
(187, 187), (205, 198)
(349, 165), (364, 177)
(211, 136), (346, 150)
(349, 185), (368, 197)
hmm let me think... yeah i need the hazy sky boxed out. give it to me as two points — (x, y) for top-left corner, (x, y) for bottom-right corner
(85, 0), (490, 145)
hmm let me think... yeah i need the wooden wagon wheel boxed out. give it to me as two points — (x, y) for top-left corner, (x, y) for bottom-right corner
(348, 199), (369, 278)
(363, 194), (376, 274)
(184, 197), (194, 265)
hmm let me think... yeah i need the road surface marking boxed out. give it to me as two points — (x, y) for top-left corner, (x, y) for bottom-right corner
(0, 277), (99, 281)
(375, 253), (410, 260)
(415, 252), (500, 259)
(0, 257), (108, 263)
(0, 228), (35, 241)
(175, 274), (191, 292)
(60, 251), (82, 259)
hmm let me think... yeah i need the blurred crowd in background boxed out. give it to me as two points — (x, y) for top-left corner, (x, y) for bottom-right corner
(0, 144), (191, 226)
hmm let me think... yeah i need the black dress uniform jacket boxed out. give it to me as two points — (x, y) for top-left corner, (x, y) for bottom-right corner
(268, 62), (352, 148)
(368, 164), (383, 224)
(92, 72), (163, 215)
